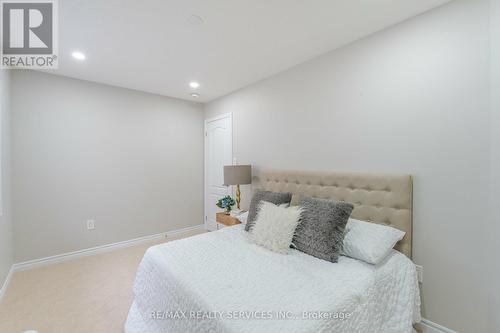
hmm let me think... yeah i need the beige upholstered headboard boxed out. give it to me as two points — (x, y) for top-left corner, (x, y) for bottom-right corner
(253, 170), (413, 258)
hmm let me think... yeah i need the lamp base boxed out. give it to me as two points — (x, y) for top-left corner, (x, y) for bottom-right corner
(236, 184), (241, 210)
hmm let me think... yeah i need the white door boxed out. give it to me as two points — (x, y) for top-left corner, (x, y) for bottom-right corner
(205, 113), (232, 231)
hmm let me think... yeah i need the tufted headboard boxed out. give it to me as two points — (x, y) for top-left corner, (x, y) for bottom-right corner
(253, 170), (413, 258)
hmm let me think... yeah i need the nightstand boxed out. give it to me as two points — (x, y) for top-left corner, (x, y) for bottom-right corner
(216, 212), (242, 229)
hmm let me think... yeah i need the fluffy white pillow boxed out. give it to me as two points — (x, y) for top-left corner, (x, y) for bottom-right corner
(250, 201), (302, 254)
(342, 218), (405, 265)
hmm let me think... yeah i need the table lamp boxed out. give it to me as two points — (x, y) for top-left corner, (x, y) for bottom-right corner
(223, 165), (252, 210)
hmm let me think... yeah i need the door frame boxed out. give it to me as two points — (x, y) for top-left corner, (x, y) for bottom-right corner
(204, 112), (233, 230)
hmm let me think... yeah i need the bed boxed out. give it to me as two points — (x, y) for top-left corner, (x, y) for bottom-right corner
(125, 170), (420, 333)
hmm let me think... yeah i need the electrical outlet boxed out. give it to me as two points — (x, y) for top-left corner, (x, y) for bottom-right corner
(86, 220), (95, 230)
(415, 265), (423, 283)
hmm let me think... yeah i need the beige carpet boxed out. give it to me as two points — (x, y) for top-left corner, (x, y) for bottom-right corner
(0, 229), (205, 333)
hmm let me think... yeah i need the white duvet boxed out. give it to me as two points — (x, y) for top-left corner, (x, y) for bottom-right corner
(125, 225), (421, 333)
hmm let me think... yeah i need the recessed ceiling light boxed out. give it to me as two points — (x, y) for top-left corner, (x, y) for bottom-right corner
(72, 51), (86, 60)
(190, 93), (200, 98)
(189, 81), (200, 89)
(187, 14), (204, 26)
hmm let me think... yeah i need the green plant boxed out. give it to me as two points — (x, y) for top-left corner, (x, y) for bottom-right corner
(216, 195), (236, 213)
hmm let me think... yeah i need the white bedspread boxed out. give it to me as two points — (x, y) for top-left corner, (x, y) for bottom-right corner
(125, 225), (421, 333)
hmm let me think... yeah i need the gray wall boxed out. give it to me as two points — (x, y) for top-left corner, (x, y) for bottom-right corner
(489, 0), (500, 331)
(0, 70), (13, 288)
(11, 71), (204, 262)
(204, 0), (490, 331)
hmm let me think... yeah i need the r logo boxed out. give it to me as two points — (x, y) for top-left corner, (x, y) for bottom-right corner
(2, 2), (53, 54)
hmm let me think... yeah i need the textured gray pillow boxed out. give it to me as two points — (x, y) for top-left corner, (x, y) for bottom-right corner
(245, 190), (292, 231)
(293, 196), (354, 263)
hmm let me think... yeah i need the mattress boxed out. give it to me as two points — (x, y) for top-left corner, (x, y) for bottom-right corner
(125, 225), (421, 333)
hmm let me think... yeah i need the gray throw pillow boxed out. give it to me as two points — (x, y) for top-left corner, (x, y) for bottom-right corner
(293, 196), (354, 263)
(245, 190), (292, 231)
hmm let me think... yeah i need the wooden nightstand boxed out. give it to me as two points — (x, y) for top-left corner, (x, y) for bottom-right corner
(216, 212), (242, 228)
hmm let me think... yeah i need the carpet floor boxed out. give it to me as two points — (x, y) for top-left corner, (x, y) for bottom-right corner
(0, 229), (205, 333)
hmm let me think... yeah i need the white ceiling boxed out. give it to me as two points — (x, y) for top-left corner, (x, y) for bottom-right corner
(50, 0), (450, 102)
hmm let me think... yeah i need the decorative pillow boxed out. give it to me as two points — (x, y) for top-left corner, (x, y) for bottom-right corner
(245, 190), (292, 231)
(250, 201), (302, 254)
(293, 196), (353, 263)
(342, 218), (406, 265)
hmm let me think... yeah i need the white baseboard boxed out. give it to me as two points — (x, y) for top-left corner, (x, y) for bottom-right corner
(418, 318), (457, 333)
(0, 224), (205, 303)
(13, 224), (205, 272)
(0, 265), (14, 302)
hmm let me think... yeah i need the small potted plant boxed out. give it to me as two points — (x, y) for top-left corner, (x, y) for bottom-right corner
(216, 195), (236, 215)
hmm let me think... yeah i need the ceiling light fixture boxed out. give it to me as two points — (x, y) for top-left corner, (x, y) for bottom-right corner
(187, 14), (204, 26)
(189, 81), (200, 89)
(72, 51), (86, 60)
(191, 93), (200, 98)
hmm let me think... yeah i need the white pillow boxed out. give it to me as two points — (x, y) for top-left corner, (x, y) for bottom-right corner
(342, 218), (405, 265)
(250, 201), (302, 254)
